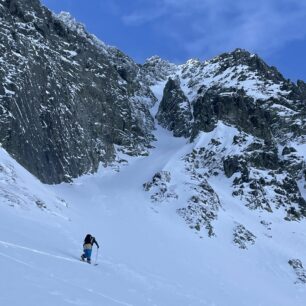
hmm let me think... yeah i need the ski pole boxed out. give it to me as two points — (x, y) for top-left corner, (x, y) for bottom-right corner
(94, 247), (99, 265)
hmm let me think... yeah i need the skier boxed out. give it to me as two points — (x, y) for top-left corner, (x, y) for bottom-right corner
(81, 234), (100, 264)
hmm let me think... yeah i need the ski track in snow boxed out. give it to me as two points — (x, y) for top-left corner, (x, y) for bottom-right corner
(0, 250), (132, 306)
(0, 240), (78, 263)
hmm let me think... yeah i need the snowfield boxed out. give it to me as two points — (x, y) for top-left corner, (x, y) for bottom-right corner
(0, 120), (306, 306)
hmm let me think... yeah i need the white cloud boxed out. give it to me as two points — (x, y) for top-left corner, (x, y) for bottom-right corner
(120, 0), (306, 59)
(184, 0), (306, 58)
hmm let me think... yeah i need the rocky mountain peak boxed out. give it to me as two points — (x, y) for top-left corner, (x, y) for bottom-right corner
(144, 55), (174, 67)
(211, 48), (285, 84)
(56, 11), (85, 33)
(56, 11), (110, 54)
(142, 56), (178, 85)
(185, 58), (201, 66)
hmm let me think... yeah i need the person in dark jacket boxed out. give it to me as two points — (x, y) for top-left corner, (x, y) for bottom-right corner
(81, 234), (99, 264)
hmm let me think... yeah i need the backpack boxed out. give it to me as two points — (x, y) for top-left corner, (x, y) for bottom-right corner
(84, 234), (92, 244)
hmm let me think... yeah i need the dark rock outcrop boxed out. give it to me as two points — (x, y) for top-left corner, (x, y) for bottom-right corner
(191, 87), (274, 140)
(143, 171), (178, 202)
(233, 224), (256, 249)
(288, 259), (306, 284)
(177, 179), (220, 237)
(223, 156), (244, 178)
(156, 77), (192, 138)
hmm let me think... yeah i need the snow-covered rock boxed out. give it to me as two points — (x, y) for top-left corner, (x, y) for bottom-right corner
(156, 77), (192, 138)
(289, 259), (306, 284)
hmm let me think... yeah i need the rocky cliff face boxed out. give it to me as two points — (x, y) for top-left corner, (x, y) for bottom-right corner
(156, 77), (192, 138)
(0, 0), (155, 183)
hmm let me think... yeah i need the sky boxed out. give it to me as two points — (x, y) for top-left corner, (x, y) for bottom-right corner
(41, 0), (306, 82)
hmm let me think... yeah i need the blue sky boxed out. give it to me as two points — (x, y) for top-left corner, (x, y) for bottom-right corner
(41, 0), (306, 82)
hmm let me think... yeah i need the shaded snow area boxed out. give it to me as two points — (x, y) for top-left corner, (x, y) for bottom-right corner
(1, 119), (306, 306)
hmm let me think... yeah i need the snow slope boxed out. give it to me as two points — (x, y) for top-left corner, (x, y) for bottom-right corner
(1, 117), (306, 305)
